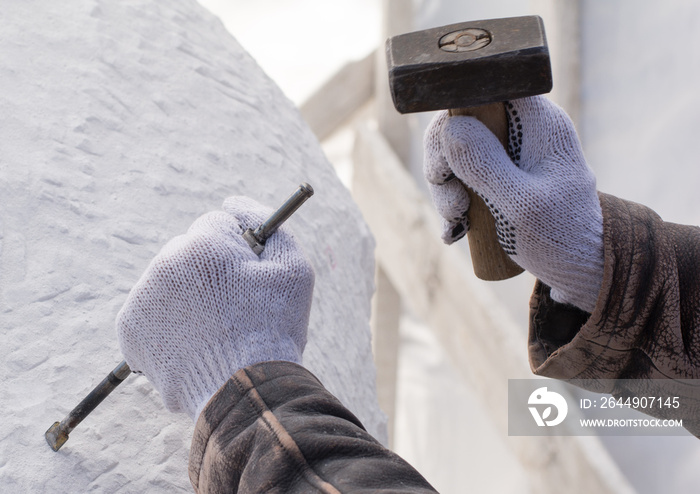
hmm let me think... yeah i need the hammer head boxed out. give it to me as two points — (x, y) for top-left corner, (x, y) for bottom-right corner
(386, 16), (552, 113)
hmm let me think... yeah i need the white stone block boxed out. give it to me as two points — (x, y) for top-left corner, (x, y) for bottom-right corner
(0, 1), (384, 491)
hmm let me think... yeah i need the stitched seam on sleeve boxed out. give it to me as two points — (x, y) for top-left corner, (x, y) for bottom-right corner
(237, 369), (343, 494)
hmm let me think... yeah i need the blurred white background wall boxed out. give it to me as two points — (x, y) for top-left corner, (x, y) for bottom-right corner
(197, 0), (381, 105)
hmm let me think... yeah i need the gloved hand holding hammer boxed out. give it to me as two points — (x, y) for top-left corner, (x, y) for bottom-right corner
(423, 95), (604, 313)
(422, 90), (700, 436)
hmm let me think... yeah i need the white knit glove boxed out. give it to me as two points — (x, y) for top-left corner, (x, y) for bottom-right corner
(424, 96), (604, 312)
(116, 196), (315, 420)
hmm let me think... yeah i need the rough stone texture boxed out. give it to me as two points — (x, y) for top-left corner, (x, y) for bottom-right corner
(0, 1), (383, 491)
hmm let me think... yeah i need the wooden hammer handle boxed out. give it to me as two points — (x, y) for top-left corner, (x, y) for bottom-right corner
(449, 103), (524, 281)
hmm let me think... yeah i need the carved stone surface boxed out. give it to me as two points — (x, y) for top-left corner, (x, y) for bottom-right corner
(0, 1), (384, 491)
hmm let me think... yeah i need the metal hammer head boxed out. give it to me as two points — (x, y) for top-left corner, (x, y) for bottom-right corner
(386, 16), (552, 113)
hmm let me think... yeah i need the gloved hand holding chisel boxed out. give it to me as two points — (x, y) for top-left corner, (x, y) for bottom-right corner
(116, 196), (315, 421)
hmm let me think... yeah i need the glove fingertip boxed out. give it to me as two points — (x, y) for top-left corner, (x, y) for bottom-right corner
(221, 195), (274, 230)
(188, 211), (243, 237)
(441, 219), (469, 245)
(425, 161), (456, 186)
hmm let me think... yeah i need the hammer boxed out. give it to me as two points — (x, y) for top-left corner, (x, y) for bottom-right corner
(45, 183), (314, 451)
(386, 16), (552, 280)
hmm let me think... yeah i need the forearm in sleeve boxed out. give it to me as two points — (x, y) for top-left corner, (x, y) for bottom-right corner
(188, 361), (437, 494)
(528, 193), (700, 433)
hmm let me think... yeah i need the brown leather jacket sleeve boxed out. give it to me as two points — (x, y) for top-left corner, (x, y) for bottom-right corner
(188, 361), (437, 494)
(529, 193), (700, 431)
